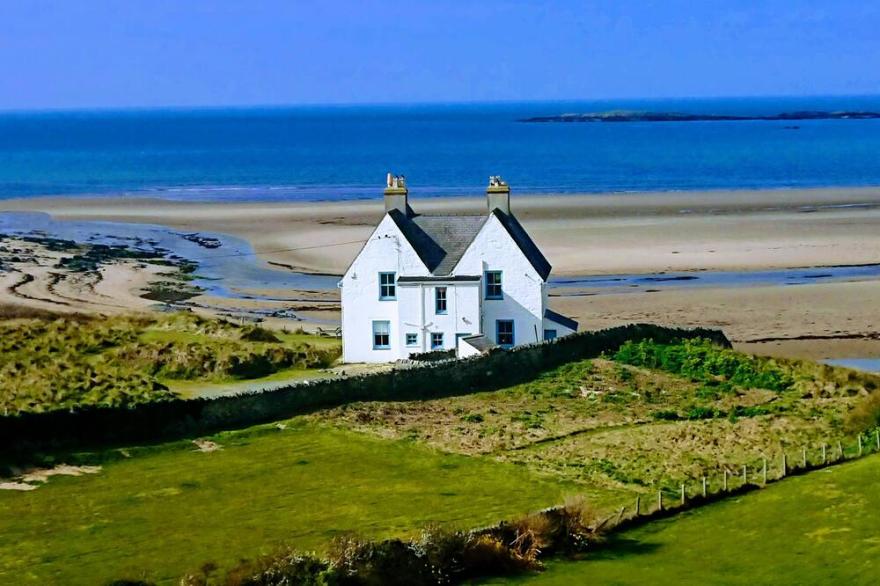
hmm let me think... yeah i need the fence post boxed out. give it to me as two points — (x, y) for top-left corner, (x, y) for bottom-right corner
(742, 464), (747, 485)
(822, 443), (827, 465)
(762, 458), (767, 485)
(658, 490), (663, 512)
(723, 469), (729, 491)
(680, 483), (686, 506)
(635, 495), (641, 516)
(876, 430), (880, 451)
(858, 435), (863, 456)
(702, 476), (707, 498)
(781, 453), (787, 477)
(802, 447), (807, 468)
(838, 440), (844, 460)
(614, 506), (626, 525)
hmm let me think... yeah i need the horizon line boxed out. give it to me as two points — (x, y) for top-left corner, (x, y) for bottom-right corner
(2, 92), (880, 116)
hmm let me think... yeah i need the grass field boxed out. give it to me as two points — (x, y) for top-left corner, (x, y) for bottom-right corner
(314, 352), (872, 494)
(484, 454), (880, 585)
(2, 338), (877, 584)
(0, 421), (576, 585)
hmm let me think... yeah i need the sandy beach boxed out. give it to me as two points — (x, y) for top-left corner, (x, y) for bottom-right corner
(6, 186), (880, 276)
(3, 186), (880, 360)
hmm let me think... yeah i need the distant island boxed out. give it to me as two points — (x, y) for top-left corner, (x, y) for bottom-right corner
(519, 110), (880, 123)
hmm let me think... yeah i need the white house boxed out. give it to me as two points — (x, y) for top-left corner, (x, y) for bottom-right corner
(339, 174), (578, 363)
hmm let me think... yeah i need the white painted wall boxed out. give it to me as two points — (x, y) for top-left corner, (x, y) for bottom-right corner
(398, 282), (481, 354)
(340, 210), (566, 363)
(453, 214), (546, 348)
(340, 215), (430, 363)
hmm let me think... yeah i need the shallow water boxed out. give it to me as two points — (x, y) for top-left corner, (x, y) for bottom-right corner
(550, 264), (880, 294)
(822, 359), (880, 374)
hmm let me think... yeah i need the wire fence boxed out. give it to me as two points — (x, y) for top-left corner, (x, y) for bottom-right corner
(616, 428), (880, 526)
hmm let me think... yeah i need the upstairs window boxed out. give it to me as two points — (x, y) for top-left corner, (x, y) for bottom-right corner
(496, 319), (515, 347)
(372, 320), (391, 349)
(435, 287), (447, 314)
(379, 272), (396, 300)
(431, 332), (444, 349)
(485, 271), (503, 299)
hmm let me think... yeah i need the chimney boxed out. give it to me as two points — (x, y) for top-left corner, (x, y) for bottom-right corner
(384, 172), (408, 215)
(486, 175), (510, 215)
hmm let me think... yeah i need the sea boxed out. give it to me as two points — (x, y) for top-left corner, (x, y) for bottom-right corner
(1, 95), (880, 201)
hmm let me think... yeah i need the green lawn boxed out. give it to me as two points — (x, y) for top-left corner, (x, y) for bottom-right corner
(485, 454), (880, 585)
(0, 422), (575, 585)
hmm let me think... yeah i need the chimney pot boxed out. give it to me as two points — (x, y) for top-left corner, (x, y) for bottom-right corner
(384, 172), (409, 215)
(486, 175), (511, 215)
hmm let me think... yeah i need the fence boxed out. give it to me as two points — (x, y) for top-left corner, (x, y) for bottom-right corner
(0, 323), (729, 457)
(607, 428), (880, 531)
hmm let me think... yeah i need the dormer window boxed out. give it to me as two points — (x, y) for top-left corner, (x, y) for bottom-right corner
(379, 272), (396, 300)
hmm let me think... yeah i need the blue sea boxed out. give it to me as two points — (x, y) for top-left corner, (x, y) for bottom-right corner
(1, 96), (880, 201)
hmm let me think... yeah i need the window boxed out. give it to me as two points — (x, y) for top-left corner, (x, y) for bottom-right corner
(496, 319), (514, 347)
(543, 329), (558, 341)
(379, 272), (396, 300)
(406, 332), (418, 346)
(431, 332), (444, 349)
(484, 271), (502, 299)
(372, 320), (391, 349)
(435, 287), (447, 314)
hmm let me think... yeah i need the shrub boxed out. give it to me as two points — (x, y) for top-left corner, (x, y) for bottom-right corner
(179, 499), (610, 585)
(652, 409), (680, 421)
(614, 339), (793, 391)
(685, 405), (720, 420)
(328, 534), (433, 585)
(845, 390), (880, 433)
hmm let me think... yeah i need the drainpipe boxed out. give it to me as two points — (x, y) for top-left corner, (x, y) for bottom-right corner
(337, 280), (345, 361)
(419, 283), (426, 352)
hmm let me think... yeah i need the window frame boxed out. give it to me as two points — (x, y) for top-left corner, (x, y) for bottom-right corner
(378, 272), (397, 300)
(435, 286), (448, 314)
(372, 320), (391, 350)
(431, 332), (444, 350)
(484, 270), (503, 300)
(405, 332), (419, 347)
(496, 319), (515, 348)
(543, 329), (558, 341)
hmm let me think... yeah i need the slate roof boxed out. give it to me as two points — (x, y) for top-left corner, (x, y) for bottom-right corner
(544, 308), (579, 331)
(388, 208), (552, 280)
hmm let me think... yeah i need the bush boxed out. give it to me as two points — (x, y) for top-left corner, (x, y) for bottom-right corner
(179, 500), (610, 586)
(685, 406), (720, 420)
(614, 339), (793, 391)
(652, 410), (680, 421)
(845, 390), (880, 433)
(239, 326), (282, 343)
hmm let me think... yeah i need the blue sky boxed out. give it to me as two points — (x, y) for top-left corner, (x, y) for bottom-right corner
(1, 0), (878, 110)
